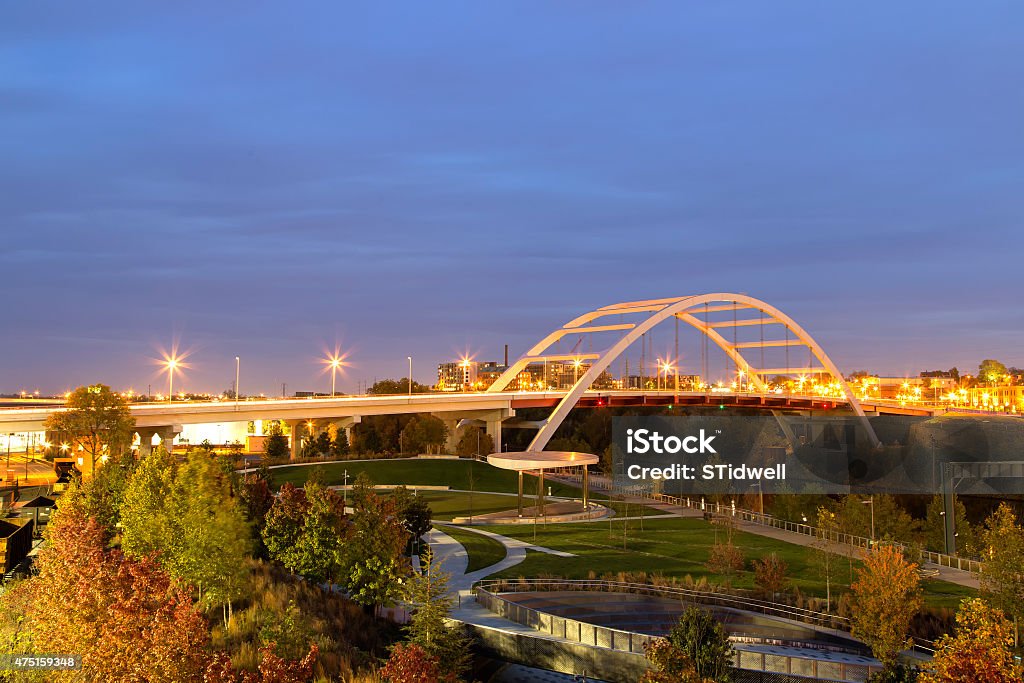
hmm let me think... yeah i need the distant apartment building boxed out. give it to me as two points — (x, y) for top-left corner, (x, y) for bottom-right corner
(437, 361), (480, 391)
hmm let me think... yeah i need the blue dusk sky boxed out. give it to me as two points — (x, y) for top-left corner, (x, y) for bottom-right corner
(2, 2), (1023, 395)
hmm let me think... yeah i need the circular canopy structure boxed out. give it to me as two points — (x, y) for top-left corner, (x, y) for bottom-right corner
(487, 450), (599, 471)
(487, 450), (599, 514)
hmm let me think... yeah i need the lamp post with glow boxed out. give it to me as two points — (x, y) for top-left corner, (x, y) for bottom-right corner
(234, 356), (241, 409)
(573, 357), (583, 385)
(164, 357), (180, 403)
(407, 356), (413, 396)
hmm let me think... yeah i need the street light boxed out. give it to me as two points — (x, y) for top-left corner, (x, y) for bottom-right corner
(235, 356), (241, 410)
(407, 356), (413, 397)
(573, 357), (583, 384)
(164, 357), (179, 403)
(862, 496), (875, 546)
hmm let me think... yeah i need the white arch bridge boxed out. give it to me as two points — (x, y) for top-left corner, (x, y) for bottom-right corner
(489, 293), (882, 450)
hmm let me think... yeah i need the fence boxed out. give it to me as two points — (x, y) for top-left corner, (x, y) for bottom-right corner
(474, 580), (882, 683)
(554, 472), (984, 575)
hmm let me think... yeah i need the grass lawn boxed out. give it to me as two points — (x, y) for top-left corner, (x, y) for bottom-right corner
(436, 525), (507, 573)
(268, 458), (585, 498)
(417, 491), (530, 521)
(477, 516), (975, 609)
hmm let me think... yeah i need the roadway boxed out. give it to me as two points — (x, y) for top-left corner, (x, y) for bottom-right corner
(0, 389), (942, 435)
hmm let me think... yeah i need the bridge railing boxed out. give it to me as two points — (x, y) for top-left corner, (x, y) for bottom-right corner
(473, 579), (882, 683)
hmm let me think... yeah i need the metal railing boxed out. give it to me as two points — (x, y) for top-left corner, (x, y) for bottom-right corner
(476, 578), (850, 631)
(554, 472), (984, 575)
(473, 579), (882, 683)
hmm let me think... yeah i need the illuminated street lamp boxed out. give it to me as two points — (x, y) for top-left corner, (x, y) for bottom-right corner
(573, 357), (583, 384)
(407, 356), (413, 396)
(164, 357), (179, 403)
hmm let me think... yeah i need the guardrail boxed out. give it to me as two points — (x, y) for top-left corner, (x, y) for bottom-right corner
(473, 579), (882, 683)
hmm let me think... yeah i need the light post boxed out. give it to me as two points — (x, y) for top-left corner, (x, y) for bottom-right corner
(750, 481), (764, 516)
(5, 434), (12, 485)
(862, 496), (875, 546)
(940, 510), (948, 554)
(573, 357), (582, 385)
(343, 469), (349, 508)
(164, 357), (179, 403)
(235, 356), (241, 410)
(407, 356), (413, 396)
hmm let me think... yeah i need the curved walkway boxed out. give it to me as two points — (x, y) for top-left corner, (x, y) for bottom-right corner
(427, 524), (574, 593)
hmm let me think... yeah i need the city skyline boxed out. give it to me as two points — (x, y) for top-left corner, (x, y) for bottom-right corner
(4, 3), (1023, 392)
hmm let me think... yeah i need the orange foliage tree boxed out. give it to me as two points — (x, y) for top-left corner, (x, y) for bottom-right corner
(919, 598), (1024, 683)
(9, 507), (210, 681)
(850, 544), (923, 665)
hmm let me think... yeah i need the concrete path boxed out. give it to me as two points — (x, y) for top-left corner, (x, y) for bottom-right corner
(427, 524), (575, 593)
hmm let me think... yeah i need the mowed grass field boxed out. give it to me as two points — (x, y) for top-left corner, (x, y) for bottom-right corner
(473, 516), (975, 609)
(436, 525), (507, 573)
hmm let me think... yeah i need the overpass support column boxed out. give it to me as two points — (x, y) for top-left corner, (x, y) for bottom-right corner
(156, 425), (181, 454)
(285, 420), (304, 461)
(137, 428), (158, 457)
(486, 418), (503, 453)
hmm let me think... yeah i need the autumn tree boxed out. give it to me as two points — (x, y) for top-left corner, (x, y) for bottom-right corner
(404, 547), (472, 679)
(641, 639), (712, 683)
(380, 643), (454, 683)
(919, 598), (1024, 683)
(205, 643), (319, 683)
(752, 553), (789, 599)
(3, 506), (210, 682)
(978, 503), (1024, 646)
(851, 545), (923, 666)
(44, 384), (135, 477)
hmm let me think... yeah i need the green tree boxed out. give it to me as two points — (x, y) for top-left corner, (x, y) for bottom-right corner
(400, 415), (449, 455)
(349, 556), (407, 615)
(262, 483), (309, 568)
(392, 486), (433, 552)
(290, 482), (348, 585)
(121, 448), (251, 623)
(263, 422), (289, 460)
(812, 506), (841, 612)
(978, 503), (1024, 646)
(851, 545), (923, 665)
(404, 547), (472, 678)
(641, 639), (710, 683)
(667, 607), (733, 682)
(44, 384), (136, 478)
(329, 423), (350, 457)
(979, 359), (1009, 385)
(454, 426), (493, 457)
(368, 378), (431, 395)
(923, 496), (972, 555)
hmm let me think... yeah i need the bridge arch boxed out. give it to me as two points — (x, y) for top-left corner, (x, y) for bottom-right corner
(487, 293), (880, 450)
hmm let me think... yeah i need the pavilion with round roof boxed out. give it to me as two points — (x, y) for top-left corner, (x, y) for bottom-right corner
(486, 450), (599, 518)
